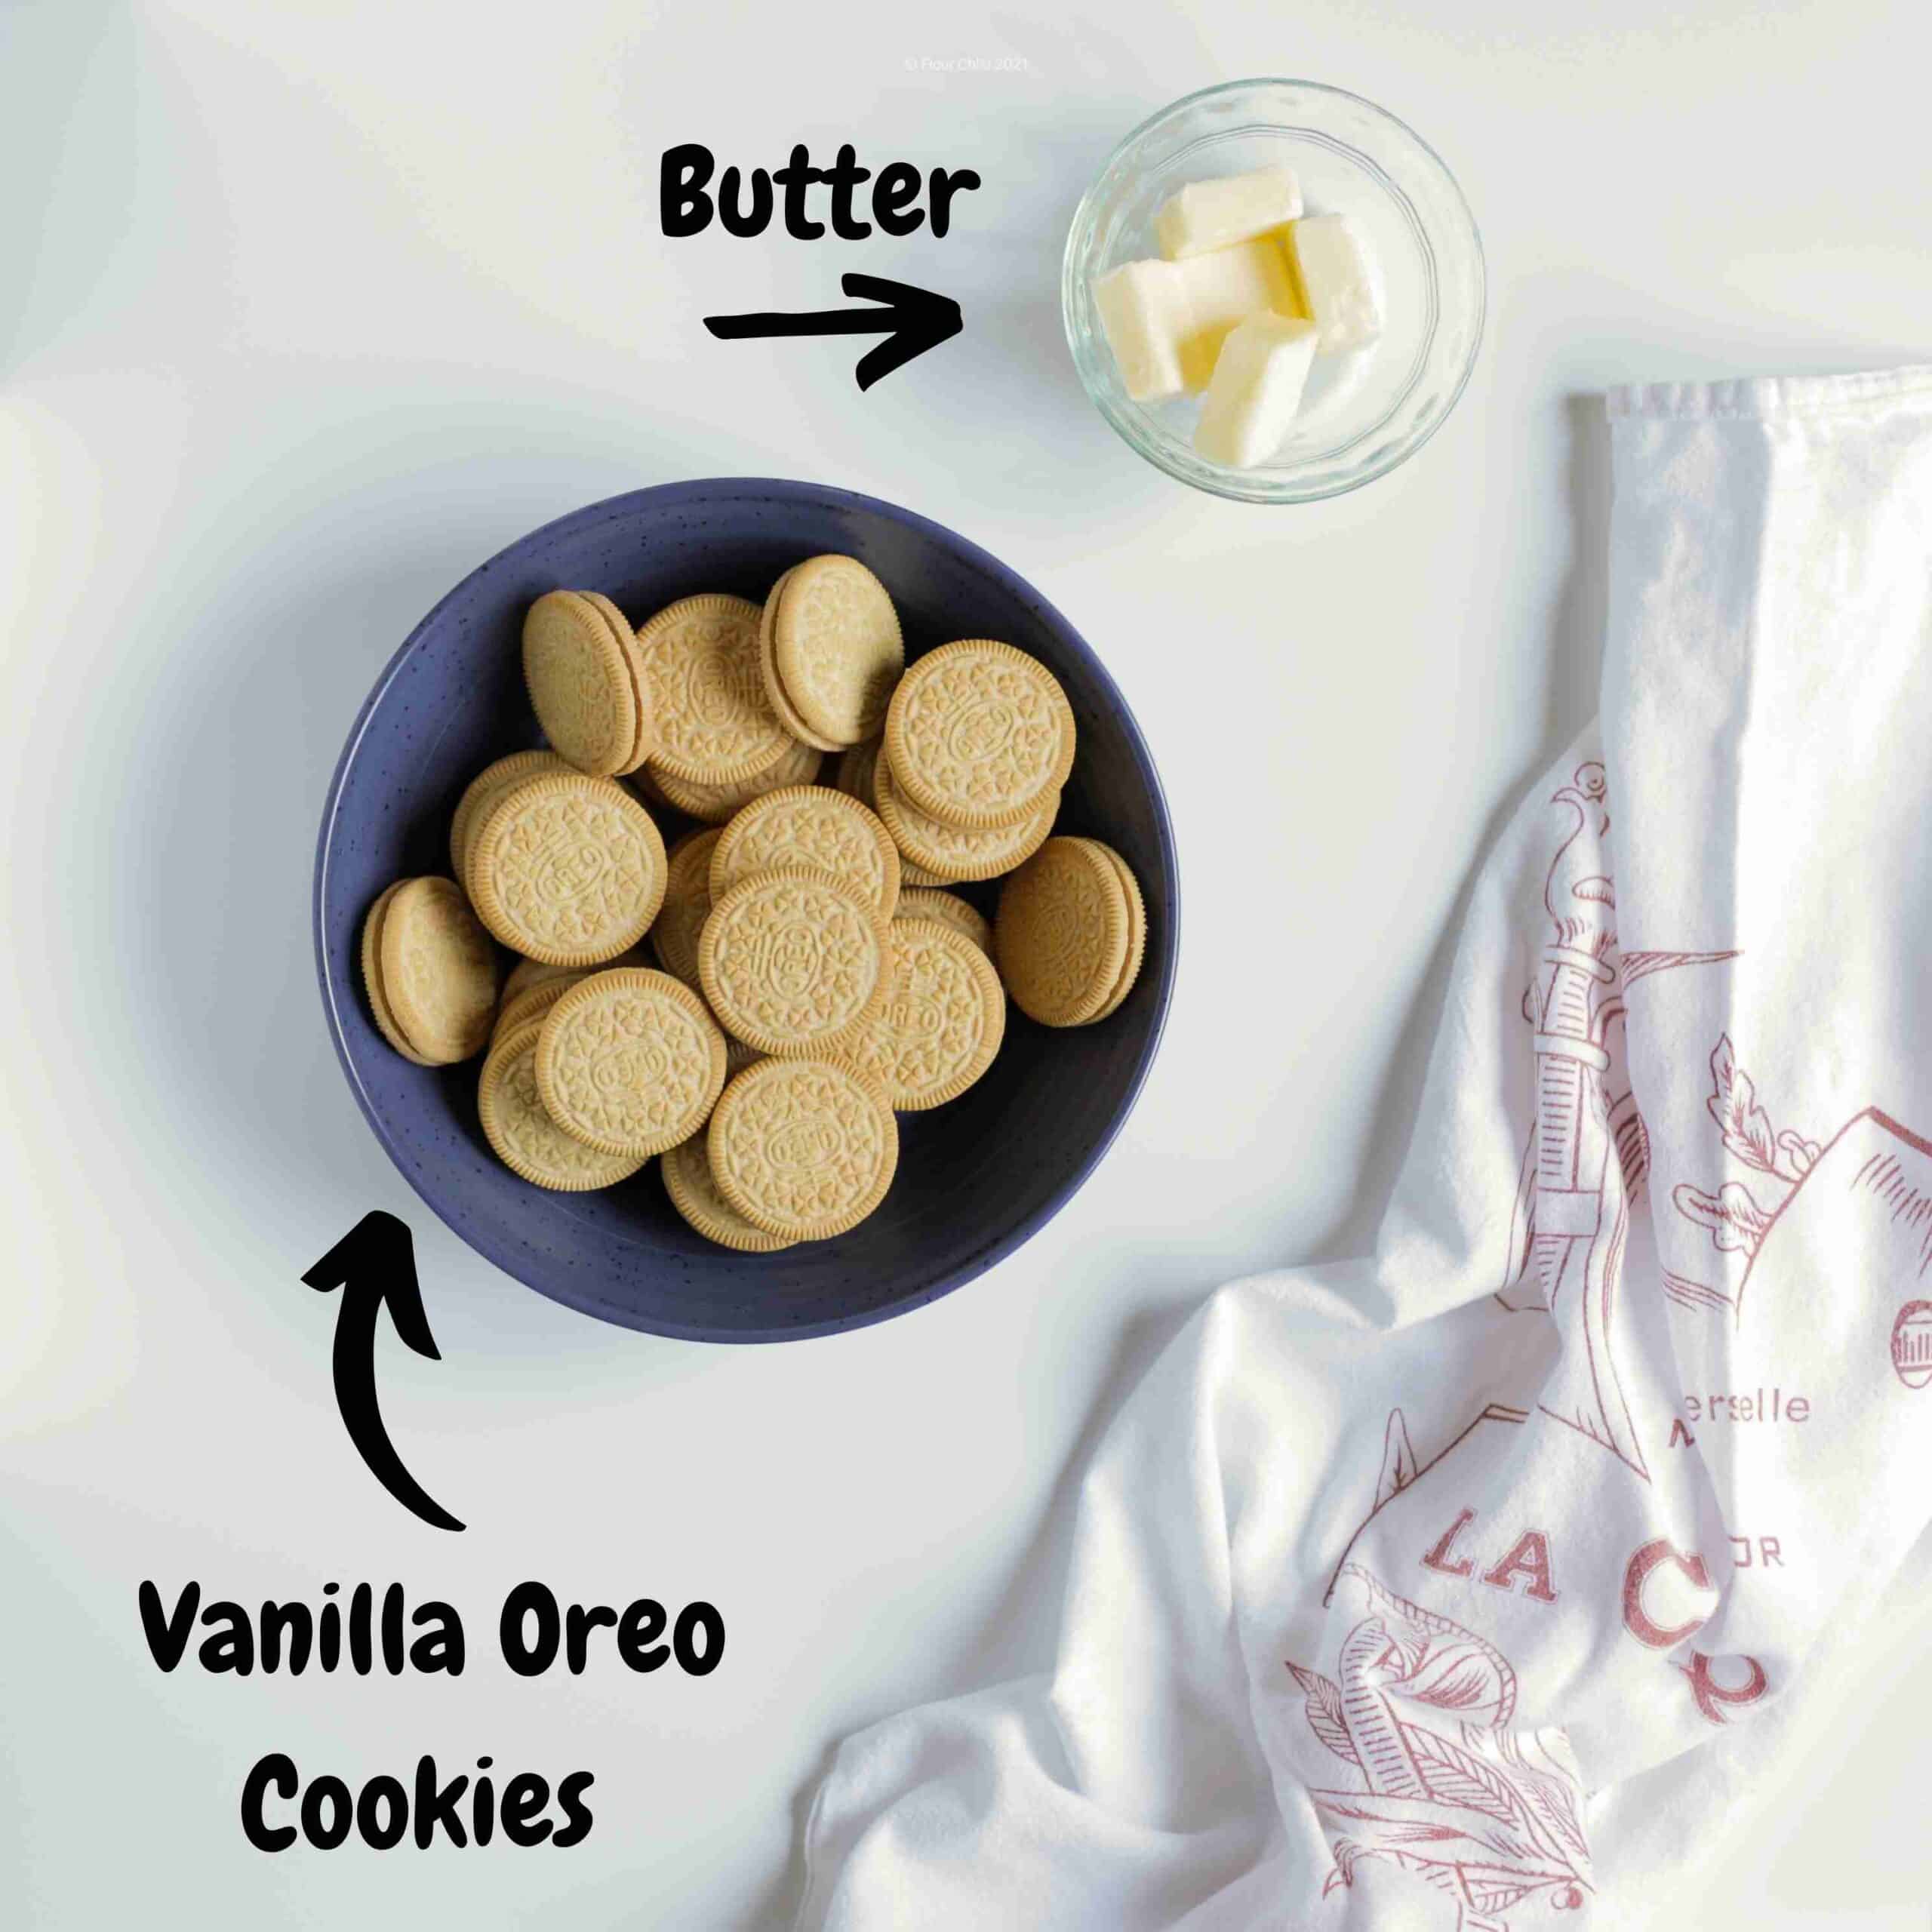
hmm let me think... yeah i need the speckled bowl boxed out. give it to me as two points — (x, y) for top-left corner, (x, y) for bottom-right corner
(314, 479), (1177, 1342)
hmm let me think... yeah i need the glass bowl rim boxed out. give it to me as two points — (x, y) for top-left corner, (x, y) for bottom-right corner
(1061, 75), (1487, 505)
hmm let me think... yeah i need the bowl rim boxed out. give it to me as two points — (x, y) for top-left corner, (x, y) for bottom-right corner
(1062, 75), (1487, 504)
(312, 476), (1180, 1344)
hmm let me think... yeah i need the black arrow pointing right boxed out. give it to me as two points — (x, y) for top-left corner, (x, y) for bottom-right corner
(703, 272), (963, 389)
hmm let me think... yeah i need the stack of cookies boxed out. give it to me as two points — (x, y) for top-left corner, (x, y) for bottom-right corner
(359, 554), (1149, 1254)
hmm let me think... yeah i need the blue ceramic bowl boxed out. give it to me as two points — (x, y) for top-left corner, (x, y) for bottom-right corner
(314, 479), (1177, 1342)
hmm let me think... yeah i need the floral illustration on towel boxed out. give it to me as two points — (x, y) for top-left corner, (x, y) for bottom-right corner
(1289, 1564), (1590, 1930)
(1670, 1035), (1819, 1269)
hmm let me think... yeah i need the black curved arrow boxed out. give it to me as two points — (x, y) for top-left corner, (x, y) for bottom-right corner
(301, 1212), (464, 1532)
(703, 272), (962, 389)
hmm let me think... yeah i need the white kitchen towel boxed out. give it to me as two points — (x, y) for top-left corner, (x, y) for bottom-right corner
(795, 366), (1932, 1931)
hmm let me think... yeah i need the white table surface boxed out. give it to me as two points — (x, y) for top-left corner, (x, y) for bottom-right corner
(7, 2), (1932, 1926)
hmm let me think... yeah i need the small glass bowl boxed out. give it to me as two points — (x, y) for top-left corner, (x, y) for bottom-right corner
(1063, 78), (1485, 503)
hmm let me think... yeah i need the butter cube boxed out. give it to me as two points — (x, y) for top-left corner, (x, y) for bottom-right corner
(1093, 258), (1191, 401)
(1169, 235), (1300, 390)
(1095, 236), (1300, 399)
(1154, 165), (1304, 260)
(1286, 214), (1383, 352)
(1193, 312), (1318, 468)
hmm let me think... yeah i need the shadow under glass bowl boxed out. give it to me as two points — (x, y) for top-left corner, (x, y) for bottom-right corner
(1063, 78), (1485, 503)
(314, 478), (1178, 1343)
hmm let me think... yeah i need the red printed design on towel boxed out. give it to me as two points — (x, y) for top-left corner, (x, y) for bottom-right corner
(1288, 1565), (1590, 1930)
(1713, 1106), (1932, 1382)
(1377, 1408), (1419, 1504)
(1670, 1035), (1819, 1283)
(1325, 1406), (1530, 1602)
(1497, 764), (1730, 1480)
(1662, 1272), (1734, 1315)
(1620, 1540), (1715, 1649)
(1681, 1650), (1769, 1724)
(1893, 1301), (1932, 1389)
